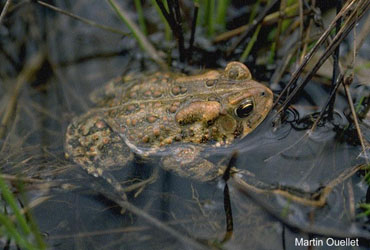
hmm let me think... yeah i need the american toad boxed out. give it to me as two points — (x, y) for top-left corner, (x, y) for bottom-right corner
(65, 62), (273, 196)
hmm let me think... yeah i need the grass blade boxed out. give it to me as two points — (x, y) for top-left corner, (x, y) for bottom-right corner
(0, 173), (31, 236)
(216, 0), (229, 30)
(239, 24), (262, 61)
(107, 0), (167, 69)
(134, 0), (147, 35)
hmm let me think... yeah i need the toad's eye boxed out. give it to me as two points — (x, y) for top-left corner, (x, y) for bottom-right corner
(235, 99), (254, 118)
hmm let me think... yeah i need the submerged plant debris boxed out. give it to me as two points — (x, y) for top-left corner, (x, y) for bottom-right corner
(0, 0), (369, 249)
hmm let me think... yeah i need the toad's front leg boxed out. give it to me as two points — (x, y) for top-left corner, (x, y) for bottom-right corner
(65, 111), (134, 200)
(161, 145), (222, 182)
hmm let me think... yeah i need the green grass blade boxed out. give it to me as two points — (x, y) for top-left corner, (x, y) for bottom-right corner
(0, 174), (44, 249)
(17, 182), (46, 249)
(248, 1), (260, 24)
(239, 24), (262, 61)
(0, 176), (31, 235)
(207, 0), (215, 36)
(268, 41), (276, 64)
(216, 0), (229, 30)
(151, 0), (171, 41)
(0, 213), (37, 250)
(134, 0), (147, 35)
(106, 0), (167, 69)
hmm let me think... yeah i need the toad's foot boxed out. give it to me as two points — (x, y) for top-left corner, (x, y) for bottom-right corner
(161, 145), (221, 182)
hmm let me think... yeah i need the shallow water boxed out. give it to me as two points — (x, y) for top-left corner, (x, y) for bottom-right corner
(1, 1), (369, 249)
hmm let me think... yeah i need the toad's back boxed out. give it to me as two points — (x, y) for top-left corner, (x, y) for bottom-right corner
(67, 62), (273, 155)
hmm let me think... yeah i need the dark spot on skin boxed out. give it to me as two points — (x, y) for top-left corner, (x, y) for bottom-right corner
(228, 69), (238, 79)
(181, 130), (188, 138)
(172, 86), (181, 95)
(68, 126), (76, 135)
(189, 130), (195, 137)
(89, 123), (109, 134)
(68, 139), (80, 148)
(206, 79), (217, 87)
(201, 136), (208, 143)
(127, 104), (136, 111)
(180, 87), (187, 94)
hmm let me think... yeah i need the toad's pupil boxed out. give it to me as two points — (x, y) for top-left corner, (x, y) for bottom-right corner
(236, 102), (254, 118)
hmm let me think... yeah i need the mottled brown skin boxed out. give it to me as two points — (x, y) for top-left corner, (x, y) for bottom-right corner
(65, 62), (273, 195)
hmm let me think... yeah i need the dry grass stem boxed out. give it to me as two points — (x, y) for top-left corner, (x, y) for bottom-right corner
(123, 168), (158, 195)
(347, 181), (355, 221)
(276, 0), (369, 113)
(0, 51), (45, 139)
(273, 0), (360, 109)
(0, 0), (11, 24)
(214, 2), (300, 43)
(274, 0), (286, 53)
(107, 0), (167, 70)
(226, 0), (279, 56)
(114, 199), (209, 250)
(234, 163), (364, 207)
(232, 164), (370, 239)
(0, 174), (46, 183)
(343, 79), (369, 162)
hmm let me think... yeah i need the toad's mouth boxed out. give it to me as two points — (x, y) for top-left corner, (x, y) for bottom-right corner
(233, 122), (244, 139)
